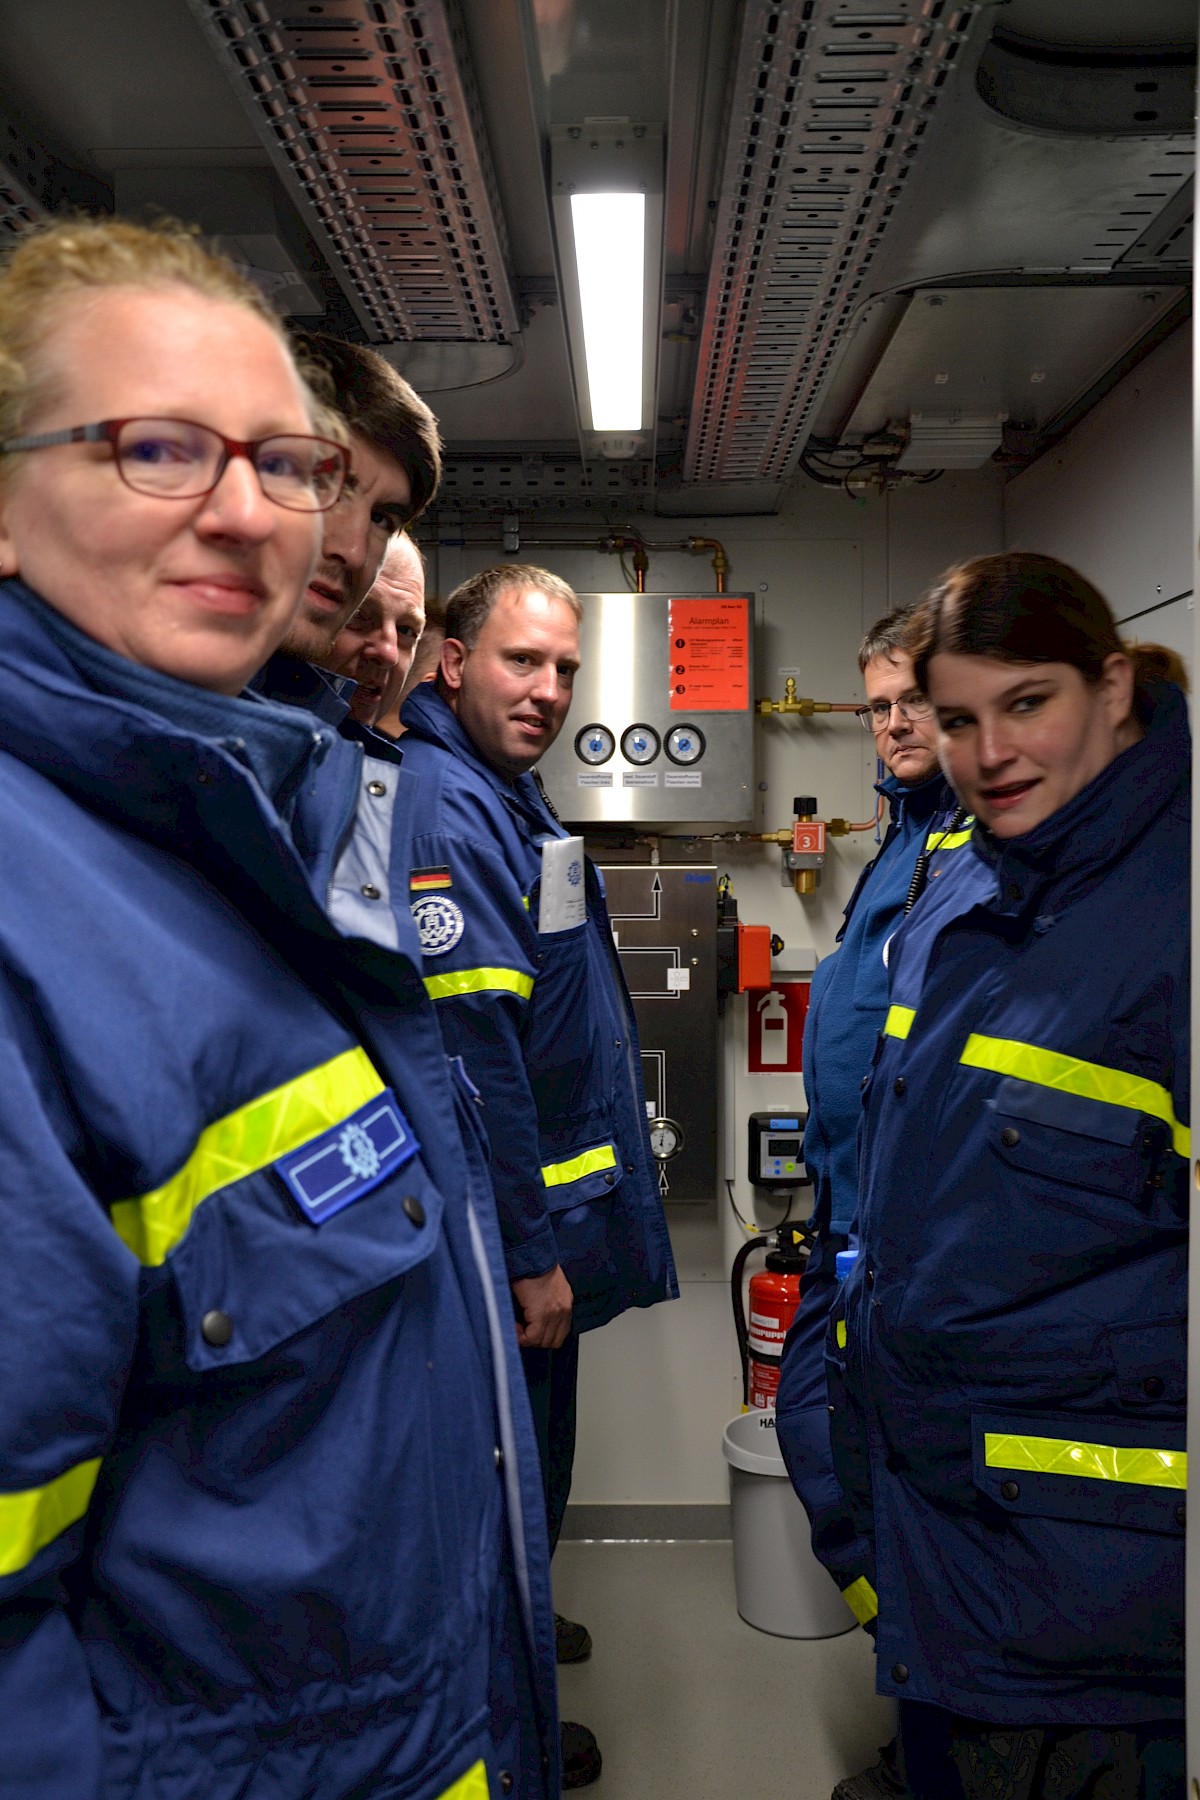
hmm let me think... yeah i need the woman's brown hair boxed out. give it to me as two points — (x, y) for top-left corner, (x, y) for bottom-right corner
(907, 552), (1187, 698)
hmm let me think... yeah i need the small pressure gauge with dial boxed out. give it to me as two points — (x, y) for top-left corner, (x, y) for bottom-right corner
(575, 723), (615, 765)
(665, 724), (706, 766)
(648, 1117), (685, 1162)
(621, 723), (660, 766)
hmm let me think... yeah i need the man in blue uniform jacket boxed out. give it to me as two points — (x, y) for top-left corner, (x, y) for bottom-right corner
(240, 336), (559, 1794)
(397, 565), (679, 1789)
(775, 607), (970, 1800)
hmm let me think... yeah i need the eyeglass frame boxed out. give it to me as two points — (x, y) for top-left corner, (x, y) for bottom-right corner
(855, 693), (935, 732)
(0, 416), (351, 514)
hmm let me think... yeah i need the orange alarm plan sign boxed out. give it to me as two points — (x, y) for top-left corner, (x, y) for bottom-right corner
(668, 597), (750, 711)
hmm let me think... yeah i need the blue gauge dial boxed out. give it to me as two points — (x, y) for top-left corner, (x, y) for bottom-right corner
(621, 723), (661, 766)
(575, 724), (615, 765)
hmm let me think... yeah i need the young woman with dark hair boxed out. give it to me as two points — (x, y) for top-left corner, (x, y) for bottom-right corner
(826, 552), (1188, 1799)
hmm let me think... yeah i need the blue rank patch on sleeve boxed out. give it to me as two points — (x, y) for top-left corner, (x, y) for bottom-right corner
(275, 1088), (420, 1225)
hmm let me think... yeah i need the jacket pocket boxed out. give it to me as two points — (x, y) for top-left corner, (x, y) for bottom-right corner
(972, 1410), (1185, 1536)
(538, 1138), (623, 1301)
(1102, 1316), (1187, 1411)
(971, 1409), (1185, 1681)
(168, 1153), (444, 1373)
(988, 1076), (1153, 1199)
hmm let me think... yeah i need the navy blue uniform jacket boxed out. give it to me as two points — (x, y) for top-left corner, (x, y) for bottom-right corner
(0, 583), (557, 1799)
(397, 684), (677, 1333)
(829, 683), (1188, 1724)
(776, 773), (970, 1598)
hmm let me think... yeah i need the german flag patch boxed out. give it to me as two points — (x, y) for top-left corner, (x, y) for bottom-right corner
(410, 865), (452, 893)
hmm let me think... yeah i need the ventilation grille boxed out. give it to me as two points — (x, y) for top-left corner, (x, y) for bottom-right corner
(185, 0), (518, 344)
(685, 0), (981, 485)
(435, 456), (657, 514)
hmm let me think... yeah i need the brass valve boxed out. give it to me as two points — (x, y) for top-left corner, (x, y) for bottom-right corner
(757, 677), (838, 717)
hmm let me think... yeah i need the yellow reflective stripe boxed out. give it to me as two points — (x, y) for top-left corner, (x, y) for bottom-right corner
(542, 1144), (618, 1189)
(960, 1033), (1190, 1159)
(437, 1761), (488, 1800)
(836, 1320), (847, 1349)
(924, 816), (975, 852)
(110, 1049), (383, 1267)
(842, 1576), (878, 1624)
(984, 1432), (1186, 1491)
(883, 1005), (914, 1039)
(0, 1457), (102, 1578)
(522, 894), (530, 912)
(423, 967), (535, 1003)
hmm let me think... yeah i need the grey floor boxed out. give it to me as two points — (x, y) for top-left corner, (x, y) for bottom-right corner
(553, 1540), (896, 1799)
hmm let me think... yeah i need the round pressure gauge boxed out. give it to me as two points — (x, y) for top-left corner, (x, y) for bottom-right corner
(575, 723), (614, 766)
(648, 1117), (685, 1162)
(665, 724), (706, 766)
(621, 723), (660, 766)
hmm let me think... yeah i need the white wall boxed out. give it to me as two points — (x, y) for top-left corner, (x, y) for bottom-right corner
(1004, 323), (1193, 671)
(425, 467), (1005, 1506)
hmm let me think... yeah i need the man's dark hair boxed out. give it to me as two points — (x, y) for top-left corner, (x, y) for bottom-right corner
(444, 564), (583, 650)
(291, 330), (442, 524)
(858, 605), (915, 674)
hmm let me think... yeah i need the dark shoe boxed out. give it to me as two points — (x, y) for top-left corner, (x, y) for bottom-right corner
(831, 1736), (909, 1800)
(555, 1612), (593, 1664)
(562, 1721), (602, 1789)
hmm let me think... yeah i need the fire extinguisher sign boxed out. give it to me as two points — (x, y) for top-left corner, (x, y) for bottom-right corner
(747, 983), (809, 1074)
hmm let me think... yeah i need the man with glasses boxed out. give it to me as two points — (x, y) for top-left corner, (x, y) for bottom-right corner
(775, 607), (970, 1800)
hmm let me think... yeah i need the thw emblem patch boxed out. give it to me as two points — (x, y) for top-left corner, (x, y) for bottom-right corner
(412, 893), (465, 956)
(276, 1089), (419, 1224)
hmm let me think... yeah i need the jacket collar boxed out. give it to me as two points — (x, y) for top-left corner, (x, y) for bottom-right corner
(876, 765), (956, 826)
(252, 649), (404, 763)
(251, 651), (353, 727)
(400, 680), (553, 831)
(971, 680), (1190, 916)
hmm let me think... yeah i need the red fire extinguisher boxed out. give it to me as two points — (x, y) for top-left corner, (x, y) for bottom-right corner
(731, 1224), (811, 1410)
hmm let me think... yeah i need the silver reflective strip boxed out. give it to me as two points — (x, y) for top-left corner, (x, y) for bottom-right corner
(465, 1198), (533, 1634)
(328, 755), (400, 950)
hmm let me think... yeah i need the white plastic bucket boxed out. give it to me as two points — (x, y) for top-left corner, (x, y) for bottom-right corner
(722, 1409), (856, 1639)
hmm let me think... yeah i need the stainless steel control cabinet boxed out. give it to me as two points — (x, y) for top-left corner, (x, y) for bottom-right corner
(538, 591), (755, 825)
(602, 862), (718, 1204)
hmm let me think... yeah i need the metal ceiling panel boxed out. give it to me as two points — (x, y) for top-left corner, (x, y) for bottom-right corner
(184, 0), (518, 344)
(683, 0), (983, 489)
(844, 285), (1184, 443)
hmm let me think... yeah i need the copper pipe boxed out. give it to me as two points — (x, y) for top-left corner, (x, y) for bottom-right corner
(827, 793), (886, 836)
(685, 536), (728, 591)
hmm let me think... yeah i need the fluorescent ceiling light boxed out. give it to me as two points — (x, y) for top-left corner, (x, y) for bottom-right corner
(569, 192), (645, 431)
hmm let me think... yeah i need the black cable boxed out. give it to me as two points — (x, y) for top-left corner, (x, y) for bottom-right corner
(903, 805), (970, 915)
(729, 1231), (769, 1407)
(798, 455), (846, 488)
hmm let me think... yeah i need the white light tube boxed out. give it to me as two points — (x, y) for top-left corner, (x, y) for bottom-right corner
(569, 192), (646, 431)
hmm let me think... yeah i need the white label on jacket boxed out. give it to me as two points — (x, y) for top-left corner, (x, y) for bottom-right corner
(538, 836), (586, 934)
